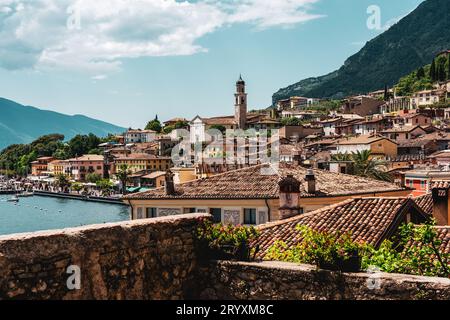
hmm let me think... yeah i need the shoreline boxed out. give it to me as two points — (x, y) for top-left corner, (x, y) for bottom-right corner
(31, 191), (128, 206)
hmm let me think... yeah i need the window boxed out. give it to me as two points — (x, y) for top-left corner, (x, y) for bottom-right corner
(420, 181), (426, 190)
(146, 207), (157, 218)
(210, 208), (222, 223)
(184, 208), (196, 214)
(244, 208), (257, 225)
(137, 207), (144, 219)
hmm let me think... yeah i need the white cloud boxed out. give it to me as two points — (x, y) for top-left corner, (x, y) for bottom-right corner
(92, 74), (107, 80)
(0, 0), (323, 74)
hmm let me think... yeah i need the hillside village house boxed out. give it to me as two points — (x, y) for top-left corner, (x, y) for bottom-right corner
(276, 96), (320, 110)
(341, 96), (385, 117)
(320, 118), (342, 136)
(380, 126), (427, 141)
(65, 155), (105, 181)
(353, 117), (388, 135)
(403, 170), (450, 196)
(124, 129), (157, 144)
(410, 89), (446, 107)
(31, 157), (55, 176)
(332, 135), (398, 159)
(278, 125), (322, 141)
(47, 159), (68, 176)
(113, 153), (172, 174)
(402, 113), (432, 127)
(163, 118), (189, 128)
(124, 163), (411, 224)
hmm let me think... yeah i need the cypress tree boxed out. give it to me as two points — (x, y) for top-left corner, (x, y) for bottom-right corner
(430, 59), (436, 81)
(417, 66), (425, 79)
(438, 63), (446, 82)
(447, 55), (450, 80)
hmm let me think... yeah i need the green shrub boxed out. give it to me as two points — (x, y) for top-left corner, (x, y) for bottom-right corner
(195, 219), (259, 261)
(265, 222), (450, 278)
(266, 225), (367, 272)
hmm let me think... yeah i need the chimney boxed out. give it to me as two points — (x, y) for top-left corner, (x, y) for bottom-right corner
(164, 169), (175, 195)
(399, 172), (406, 188)
(431, 181), (450, 226)
(278, 175), (301, 220)
(305, 169), (316, 194)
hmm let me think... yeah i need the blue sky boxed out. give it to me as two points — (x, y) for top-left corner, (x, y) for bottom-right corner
(0, 0), (424, 128)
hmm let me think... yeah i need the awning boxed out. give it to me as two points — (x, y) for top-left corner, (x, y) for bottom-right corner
(126, 187), (141, 193)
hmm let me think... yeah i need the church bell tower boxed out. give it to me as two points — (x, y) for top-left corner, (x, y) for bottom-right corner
(235, 75), (247, 129)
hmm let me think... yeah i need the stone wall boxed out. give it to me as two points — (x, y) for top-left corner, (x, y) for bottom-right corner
(196, 261), (450, 300)
(1, 214), (450, 300)
(0, 213), (209, 300)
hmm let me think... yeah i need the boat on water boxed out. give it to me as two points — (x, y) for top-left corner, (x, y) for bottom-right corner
(17, 192), (34, 198)
(7, 196), (19, 202)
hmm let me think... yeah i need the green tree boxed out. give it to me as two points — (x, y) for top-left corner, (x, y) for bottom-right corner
(430, 58), (436, 81)
(71, 182), (83, 193)
(116, 164), (131, 194)
(209, 125), (227, 134)
(438, 62), (447, 82)
(162, 125), (175, 134)
(383, 84), (389, 101)
(416, 67), (425, 79)
(56, 174), (70, 190)
(145, 115), (162, 133)
(332, 150), (391, 182)
(86, 173), (102, 184)
(175, 120), (189, 129)
(447, 55), (450, 80)
(67, 134), (101, 158)
(96, 179), (114, 195)
(280, 117), (301, 126)
(351, 150), (392, 182)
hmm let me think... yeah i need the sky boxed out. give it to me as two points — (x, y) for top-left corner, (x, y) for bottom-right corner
(0, 0), (425, 128)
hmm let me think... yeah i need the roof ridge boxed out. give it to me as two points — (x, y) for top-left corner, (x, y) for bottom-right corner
(257, 196), (411, 232)
(258, 198), (357, 231)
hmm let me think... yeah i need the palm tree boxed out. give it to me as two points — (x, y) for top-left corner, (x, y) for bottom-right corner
(331, 152), (352, 162)
(351, 150), (392, 182)
(116, 164), (131, 195)
(331, 150), (392, 182)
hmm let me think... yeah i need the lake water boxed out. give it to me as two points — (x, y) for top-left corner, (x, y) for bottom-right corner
(0, 195), (130, 236)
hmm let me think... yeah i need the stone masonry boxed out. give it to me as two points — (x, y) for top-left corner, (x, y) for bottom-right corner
(1, 214), (450, 300)
(0, 213), (209, 300)
(196, 261), (450, 300)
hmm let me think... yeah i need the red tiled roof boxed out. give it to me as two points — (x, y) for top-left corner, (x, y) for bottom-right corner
(254, 197), (428, 258)
(124, 163), (407, 200)
(414, 193), (433, 216)
(404, 226), (450, 257)
(433, 227), (450, 254)
(431, 181), (450, 189)
(115, 153), (170, 161)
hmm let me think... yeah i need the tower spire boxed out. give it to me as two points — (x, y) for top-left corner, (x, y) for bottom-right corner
(235, 75), (247, 129)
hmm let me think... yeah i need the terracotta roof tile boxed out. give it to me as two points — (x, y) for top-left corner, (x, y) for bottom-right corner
(254, 197), (427, 259)
(431, 181), (450, 189)
(124, 163), (407, 200)
(414, 193), (433, 216)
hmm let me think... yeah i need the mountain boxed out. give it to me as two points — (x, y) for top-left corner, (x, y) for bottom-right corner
(272, 0), (450, 103)
(0, 97), (125, 150)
